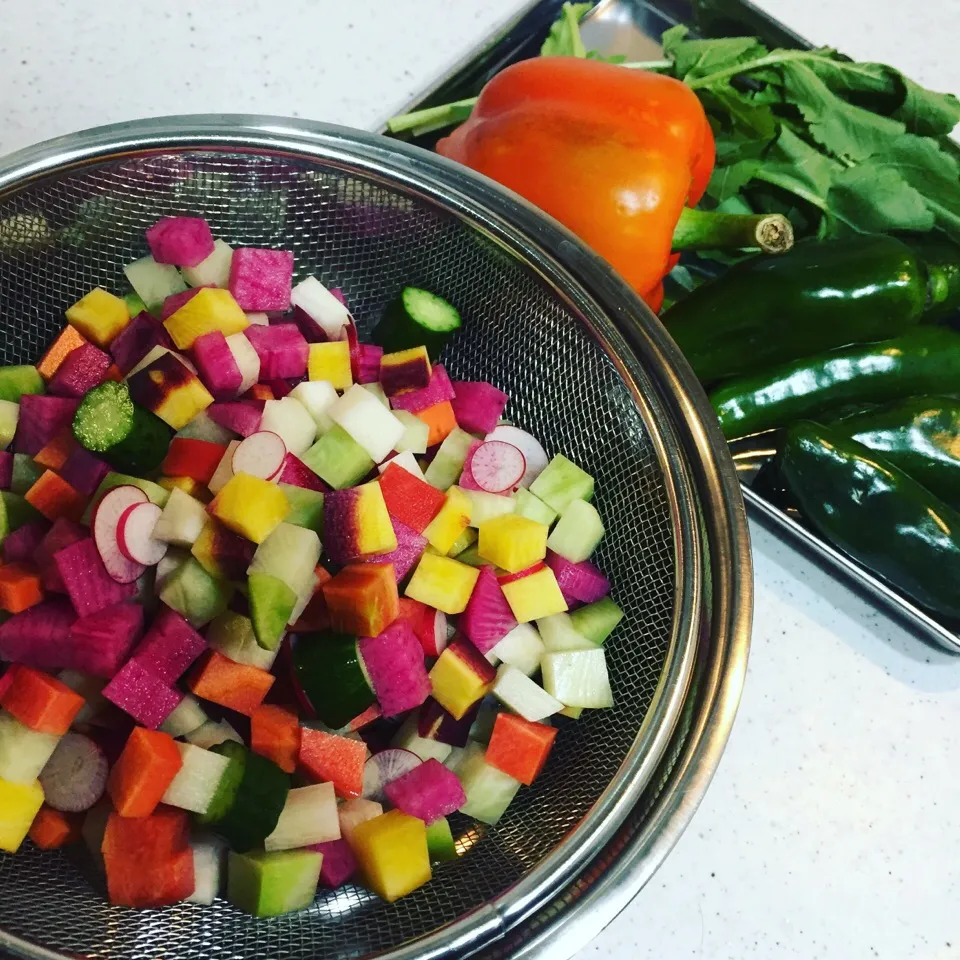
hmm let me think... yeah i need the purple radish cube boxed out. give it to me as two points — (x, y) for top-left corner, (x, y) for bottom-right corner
(160, 286), (207, 320)
(3, 520), (51, 565)
(192, 330), (243, 398)
(357, 344), (383, 385)
(0, 451), (12, 490)
(244, 324), (308, 380)
(146, 216), (215, 267)
(68, 603), (145, 678)
(14, 395), (79, 455)
(450, 382), (509, 435)
(313, 838), (358, 887)
(293, 306), (328, 344)
(36, 518), (88, 592)
(388, 365), (456, 414)
(360, 519), (426, 583)
(48, 342), (112, 398)
(109, 313), (174, 375)
(53, 538), (137, 617)
(459, 565), (517, 654)
(358, 619), (430, 718)
(418, 697), (479, 748)
(130, 605), (206, 682)
(545, 551), (610, 605)
(229, 248), (295, 312)
(278, 454), (328, 492)
(59, 447), (111, 497)
(207, 401), (262, 437)
(265, 379), (294, 399)
(102, 658), (183, 729)
(384, 758), (466, 824)
(0, 598), (76, 670)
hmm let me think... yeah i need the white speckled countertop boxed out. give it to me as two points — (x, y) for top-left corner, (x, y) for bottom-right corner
(3, 1), (960, 957)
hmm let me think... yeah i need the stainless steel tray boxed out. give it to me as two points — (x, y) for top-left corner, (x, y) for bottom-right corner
(382, 0), (960, 656)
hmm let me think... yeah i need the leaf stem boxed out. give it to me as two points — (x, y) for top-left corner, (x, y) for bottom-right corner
(386, 97), (479, 135)
(672, 206), (795, 253)
(620, 59), (674, 71)
(563, 2), (587, 59)
(687, 49), (819, 90)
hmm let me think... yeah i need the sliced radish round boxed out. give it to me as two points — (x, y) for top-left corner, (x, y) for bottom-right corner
(362, 748), (422, 803)
(117, 501), (167, 565)
(232, 430), (286, 481)
(467, 440), (526, 493)
(92, 485), (148, 583)
(422, 608), (449, 657)
(484, 425), (548, 487)
(38, 733), (108, 813)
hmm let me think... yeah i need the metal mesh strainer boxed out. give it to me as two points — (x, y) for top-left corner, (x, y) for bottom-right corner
(0, 118), (750, 960)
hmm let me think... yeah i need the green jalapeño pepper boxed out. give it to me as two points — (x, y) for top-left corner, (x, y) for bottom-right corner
(712, 327), (960, 440)
(663, 235), (960, 384)
(831, 396), (960, 510)
(780, 421), (960, 620)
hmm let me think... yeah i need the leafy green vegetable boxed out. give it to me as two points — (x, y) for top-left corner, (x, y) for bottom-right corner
(541, 2), (592, 57)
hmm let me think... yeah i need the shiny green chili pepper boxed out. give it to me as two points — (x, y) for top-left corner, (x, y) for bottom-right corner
(780, 420), (960, 620)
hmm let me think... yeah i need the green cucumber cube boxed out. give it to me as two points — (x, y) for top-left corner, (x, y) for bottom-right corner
(530, 454), (594, 514)
(248, 572), (297, 651)
(159, 556), (232, 627)
(0, 366), (44, 403)
(227, 849), (322, 917)
(11, 454), (42, 495)
(302, 425), (374, 490)
(207, 611), (278, 670)
(278, 484), (324, 531)
(0, 401), (18, 451)
(569, 597), (624, 645)
(425, 817), (458, 862)
(0, 492), (40, 543)
(123, 255), (187, 313)
(512, 488), (557, 527)
(457, 742), (522, 826)
(424, 428), (475, 490)
(546, 499), (604, 562)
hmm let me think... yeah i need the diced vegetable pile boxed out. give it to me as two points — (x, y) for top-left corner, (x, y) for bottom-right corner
(0, 216), (624, 916)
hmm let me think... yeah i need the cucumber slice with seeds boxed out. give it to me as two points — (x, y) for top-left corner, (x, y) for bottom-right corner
(372, 287), (461, 359)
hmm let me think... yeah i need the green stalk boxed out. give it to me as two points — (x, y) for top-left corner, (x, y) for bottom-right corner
(686, 49), (817, 90)
(672, 206), (794, 254)
(620, 59), (674, 71)
(386, 97), (478, 135)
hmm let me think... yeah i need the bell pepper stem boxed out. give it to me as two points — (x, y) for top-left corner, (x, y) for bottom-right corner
(672, 207), (794, 254)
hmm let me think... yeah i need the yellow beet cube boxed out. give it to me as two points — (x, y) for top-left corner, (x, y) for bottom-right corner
(308, 341), (353, 391)
(423, 487), (471, 554)
(355, 481), (398, 556)
(405, 553), (479, 615)
(210, 473), (290, 544)
(0, 777), (44, 853)
(429, 640), (495, 719)
(66, 287), (130, 347)
(163, 288), (249, 350)
(351, 810), (431, 902)
(157, 476), (210, 501)
(477, 515), (548, 573)
(501, 567), (567, 622)
(127, 352), (214, 430)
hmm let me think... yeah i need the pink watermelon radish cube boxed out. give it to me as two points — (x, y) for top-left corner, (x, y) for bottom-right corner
(244, 324), (308, 380)
(192, 331), (243, 399)
(36, 518), (88, 593)
(109, 313), (174, 375)
(0, 598), (76, 670)
(459, 565), (517, 654)
(53, 538), (137, 617)
(14, 395), (80, 455)
(0, 451), (12, 490)
(384, 758), (466, 824)
(59, 447), (111, 497)
(229, 249), (295, 312)
(146, 217), (215, 267)
(278, 454), (328, 492)
(102, 658), (183, 729)
(358, 619), (430, 718)
(160, 286), (207, 321)
(67, 603), (145, 678)
(293, 306), (328, 344)
(545, 551), (610, 605)
(313, 837), (358, 887)
(450, 382), (509, 435)
(48, 342), (112, 398)
(360, 519), (426, 583)
(388, 365), (456, 415)
(207, 401), (262, 437)
(356, 344), (383, 385)
(3, 521), (50, 565)
(130, 606), (206, 683)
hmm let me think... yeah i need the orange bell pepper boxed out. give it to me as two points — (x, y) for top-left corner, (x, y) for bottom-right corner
(437, 56), (715, 311)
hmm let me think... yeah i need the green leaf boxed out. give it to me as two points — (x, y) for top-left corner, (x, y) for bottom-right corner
(753, 126), (842, 210)
(827, 163), (936, 235)
(780, 61), (906, 163)
(894, 74), (960, 137)
(661, 25), (769, 83)
(586, 50), (626, 64)
(707, 159), (762, 203)
(540, 2), (592, 57)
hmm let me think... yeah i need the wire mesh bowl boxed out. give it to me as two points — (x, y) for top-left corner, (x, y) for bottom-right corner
(0, 118), (751, 960)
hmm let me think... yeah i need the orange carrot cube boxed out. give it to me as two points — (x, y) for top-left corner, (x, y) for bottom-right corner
(485, 712), (559, 785)
(0, 563), (44, 614)
(107, 727), (184, 818)
(414, 401), (457, 447)
(299, 727), (366, 799)
(34, 428), (79, 471)
(188, 650), (275, 716)
(25, 470), (87, 523)
(36, 326), (88, 381)
(251, 704), (300, 774)
(322, 563), (398, 637)
(29, 806), (82, 849)
(0, 666), (84, 734)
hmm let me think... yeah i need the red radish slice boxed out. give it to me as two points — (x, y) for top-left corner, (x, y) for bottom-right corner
(361, 748), (422, 803)
(467, 441), (526, 493)
(38, 732), (108, 812)
(117, 501), (167, 565)
(92, 485), (148, 583)
(413, 608), (448, 658)
(484, 425), (548, 487)
(232, 430), (286, 481)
